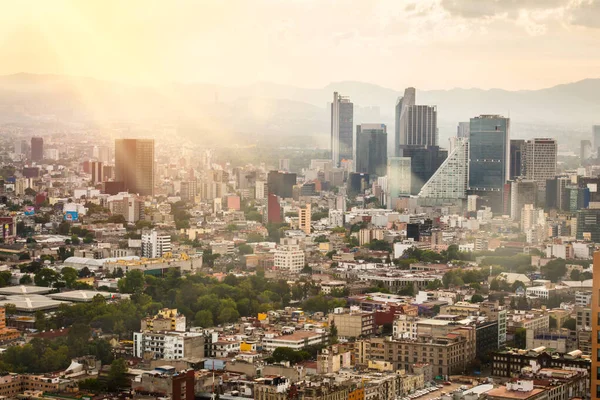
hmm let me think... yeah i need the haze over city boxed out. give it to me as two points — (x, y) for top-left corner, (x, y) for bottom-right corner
(1, 2), (600, 400)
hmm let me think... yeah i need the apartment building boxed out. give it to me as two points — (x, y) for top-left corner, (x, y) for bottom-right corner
(356, 334), (470, 377)
(262, 331), (327, 352)
(328, 309), (375, 338)
(141, 308), (186, 333)
(133, 331), (204, 360)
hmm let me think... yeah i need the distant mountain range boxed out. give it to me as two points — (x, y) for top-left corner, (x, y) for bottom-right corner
(0, 73), (598, 145)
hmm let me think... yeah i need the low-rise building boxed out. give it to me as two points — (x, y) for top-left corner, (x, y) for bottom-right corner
(133, 331), (205, 360)
(328, 308), (375, 338)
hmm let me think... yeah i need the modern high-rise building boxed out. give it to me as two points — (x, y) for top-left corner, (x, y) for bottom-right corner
(267, 171), (296, 198)
(141, 229), (172, 258)
(418, 138), (469, 201)
(355, 123), (387, 177)
(457, 122), (470, 138)
(523, 138), (557, 198)
(387, 157), (411, 206)
(90, 161), (103, 185)
(545, 176), (571, 211)
(115, 139), (155, 196)
(31, 137), (44, 162)
(394, 87), (415, 156)
(592, 251), (600, 400)
(468, 115), (510, 213)
(279, 159), (290, 172)
(578, 210), (600, 243)
(266, 193), (281, 223)
(331, 92), (354, 165)
(510, 179), (537, 221)
(398, 145), (447, 195)
(581, 140), (593, 163)
(593, 125), (600, 152)
(255, 181), (266, 200)
(401, 105), (438, 147)
(509, 139), (525, 180)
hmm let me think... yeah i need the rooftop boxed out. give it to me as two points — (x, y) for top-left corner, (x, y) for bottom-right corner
(0, 285), (52, 296)
(486, 386), (544, 399)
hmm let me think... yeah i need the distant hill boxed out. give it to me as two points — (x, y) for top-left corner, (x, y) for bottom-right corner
(0, 73), (598, 145)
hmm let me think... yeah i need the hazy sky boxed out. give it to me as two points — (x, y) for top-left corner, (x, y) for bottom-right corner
(2, 0), (599, 90)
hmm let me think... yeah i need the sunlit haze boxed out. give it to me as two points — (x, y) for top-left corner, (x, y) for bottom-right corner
(2, 0), (600, 89)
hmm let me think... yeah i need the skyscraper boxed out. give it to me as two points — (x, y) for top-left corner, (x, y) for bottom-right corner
(31, 137), (43, 162)
(402, 105), (438, 147)
(398, 145), (447, 195)
(510, 179), (537, 221)
(468, 115), (510, 213)
(90, 161), (103, 185)
(298, 204), (311, 235)
(115, 139), (155, 196)
(331, 92), (354, 165)
(418, 138), (469, 201)
(523, 138), (557, 199)
(457, 122), (470, 138)
(509, 139), (525, 180)
(581, 139), (592, 162)
(394, 87), (415, 156)
(593, 125), (600, 152)
(355, 123), (387, 177)
(387, 157), (411, 206)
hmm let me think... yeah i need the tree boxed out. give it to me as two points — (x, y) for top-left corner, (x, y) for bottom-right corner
(562, 318), (576, 331)
(514, 328), (527, 348)
(470, 294), (484, 303)
(511, 281), (526, 291)
(549, 316), (557, 329)
(4, 303), (16, 318)
(329, 320), (338, 344)
(569, 269), (581, 281)
(20, 275), (33, 285)
(70, 235), (81, 245)
(34, 268), (59, 287)
(117, 270), (145, 294)
(194, 310), (214, 327)
(217, 307), (240, 325)
(106, 358), (129, 390)
(490, 279), (500, 291)
(57, 221), (70, 235)
(107, 214), (126, 224)
(426, 279), (443, 290)
(79, 267), (92, 278)
(61, 267), (79, 288)
(238, 244), (253, 255)
(541, 258), (567, 283)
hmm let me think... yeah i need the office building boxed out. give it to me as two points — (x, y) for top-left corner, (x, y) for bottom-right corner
(355, 123), (387, 177)
(401, 105), (438, 147)
(567, 186), (590, 212)
(267, 171), (296, 199)
(107, 192), (142, 223)
(387, 158), (411, 206)
(418, 138), (468, 201)
(581, 139), (593, 162)
(331, 92), (354, 165)
(298, 204), (311, 235)
(267, 193), (281, 223)
(279, 159), (290, 172)
(90, 161), (103, 185)
(509, 139), (525, 180)
(180, 180), (198, 201)
(510, 179), (537, 221)
(347, 172), (369, 195)
(546, 176), (571, 211)
(255, 181), (266, 200)
(141, 229), (172, 258)
(576, 209), (600, 242)
(523, 138), (557, 197)
(593, 125), (600, 152)
(457, 121), (470, 138)
(398, 145), (447, 195)
(31, 137), (43, 162)
(394, 87), (416, 156)
(115, 139), (155, 196)
(468, 115), (510, 213)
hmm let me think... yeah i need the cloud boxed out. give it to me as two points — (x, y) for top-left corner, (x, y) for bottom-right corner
(569, 0), (600, 28)
(441, 0), (566, 18)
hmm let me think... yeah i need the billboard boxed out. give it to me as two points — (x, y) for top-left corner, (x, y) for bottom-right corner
(64, 211), (79, 222)
(23, 206), (35, 216)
